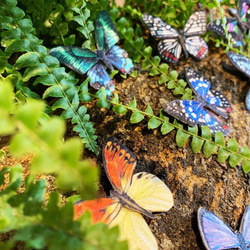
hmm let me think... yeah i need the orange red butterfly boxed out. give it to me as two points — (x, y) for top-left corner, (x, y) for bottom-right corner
(74, 137), (174, 250)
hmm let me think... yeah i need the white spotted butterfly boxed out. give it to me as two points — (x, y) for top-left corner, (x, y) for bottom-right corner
(142, 11), (208, 63)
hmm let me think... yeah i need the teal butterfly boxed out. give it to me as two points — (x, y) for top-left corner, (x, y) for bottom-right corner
(49, 11), (134, 97)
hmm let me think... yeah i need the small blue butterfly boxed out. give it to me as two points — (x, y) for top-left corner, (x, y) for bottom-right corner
(49, 10), (134, 97)
(198, 206), (250, 250)
(164, 67), (232, 136)
(226, 51), (250, 111)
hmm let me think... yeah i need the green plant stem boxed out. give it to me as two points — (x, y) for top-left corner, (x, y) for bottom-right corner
(88, 92), (250, 164)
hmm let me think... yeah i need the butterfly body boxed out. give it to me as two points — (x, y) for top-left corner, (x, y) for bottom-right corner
(142, 11), (208, 63)
(110, 190), (155, 219)
(49, 11), (134, 97)
(74, 137), (174, 250)
(198, 206), (250, 250)
(164, 67), (232, 135)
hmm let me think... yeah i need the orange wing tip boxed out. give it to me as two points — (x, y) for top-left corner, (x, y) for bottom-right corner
(74, 198), (115, 224)
(104, 137), (137, 191)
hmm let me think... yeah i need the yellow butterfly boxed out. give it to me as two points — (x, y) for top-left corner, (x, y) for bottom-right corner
(74, 137), (174, 250)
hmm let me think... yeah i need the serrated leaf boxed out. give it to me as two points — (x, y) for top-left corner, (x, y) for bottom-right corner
(229, 153), (242, 167)
(161, 121), (174, 135)
(130, 111), (144, 123)
(148, 117), (161, 129)
(203, 141), (217, 158)
(217, 147), (230, 163)
(176, 129), (190, 147)
(159, 63), (169, 73)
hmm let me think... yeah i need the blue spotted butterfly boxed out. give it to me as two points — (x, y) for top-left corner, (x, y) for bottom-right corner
(142, 11), (208, 64)
(49, 10), (134, 97)
(198, 206), (250, 250)
(164, 67), (232, 136)
(226, 51), (250, 111)
(208, 0), (250, 48)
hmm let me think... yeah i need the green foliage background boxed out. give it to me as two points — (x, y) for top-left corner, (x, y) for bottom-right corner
(0, 0), (250, 248)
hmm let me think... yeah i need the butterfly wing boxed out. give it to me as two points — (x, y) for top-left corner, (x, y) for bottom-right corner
(198, 207), (241, 250)
(110, 207), (158, 250)
(127, 172), (173, 212)
(207, 18), (244, 47)
(184, 10), (207, 36)
(95, 10), (119, 51)
(198, 109), (230, 136)
(106, 45), (134, 74)
(206, 90), (233, 116)
(226, 51), (250, 78)
(142, 14), (179, 39)
(103, 136), (137, 193)
(158, 39), (182, 63)
(164, 100), (203, 127)
(74, 197), (121, 225)
(240, 205), (250, 247)
(49, 46), (98, 74)
(238, 0), (250, 30)
(87, 62), (115, 97)
(185, 67), (211, 98)
(185, 36), (208, 60)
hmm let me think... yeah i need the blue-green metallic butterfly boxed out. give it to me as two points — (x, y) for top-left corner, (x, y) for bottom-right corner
(49, 10), (134, 97)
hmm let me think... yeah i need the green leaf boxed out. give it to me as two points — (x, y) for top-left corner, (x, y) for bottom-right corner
(148, 117), (161, 129)
(229, 153), (242, 168)
(16, 100), (45, 130)
(161, 121), (174, 135)
(128, 97), (137, 109)
(176, 129), (190, 147)
(43, 85), (64, 98)
(145, 104), (153, 115)
(214, 132), (225, 146)
(38, 118), (65, 148)
(113, 104), (127, 115)
(23, 63), (48, 81)
(143, 46), (152, 59)
(130, 111), (144, 124)
(5, 39), (31, 57)
(52, 98), (70, 111)
(217, 148), (230, 163)
(228, 138), (238, 152)
(242, 159), (250, 173)
(201, 126), (212, 140)
(203, 141), (217, 158)
(96, 98), (110, 109)
(191, 136), (204, 153)
(14, 52), (39, 69)
(240, 146), (250, 157)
